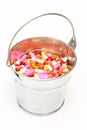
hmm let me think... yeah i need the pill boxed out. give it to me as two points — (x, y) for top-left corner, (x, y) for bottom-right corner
(24, 69), (34, 76)
(53, 63), (61, 69)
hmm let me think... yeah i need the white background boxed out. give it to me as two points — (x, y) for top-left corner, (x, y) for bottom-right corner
(0, 0), (87, 130)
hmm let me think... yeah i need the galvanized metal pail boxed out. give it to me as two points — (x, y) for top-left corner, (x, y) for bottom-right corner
(7, 13), (77, 115)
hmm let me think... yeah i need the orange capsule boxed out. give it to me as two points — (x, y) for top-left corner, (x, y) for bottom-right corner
(36, 62), (44, 69)
(67, 65), (72, 70)
(36, 54), (42, 59)
(46, 52), (52, 57)
(48, 74), (54, 78)
(55, 73), (59, 78)
(15, 65), (20, 72)
(51, 54), (58, 60)
(53, 69), (58, 75)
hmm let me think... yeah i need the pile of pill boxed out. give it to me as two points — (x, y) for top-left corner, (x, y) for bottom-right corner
(10, 48), (72, 79)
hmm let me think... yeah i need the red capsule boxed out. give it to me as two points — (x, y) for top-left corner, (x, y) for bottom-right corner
(20, 61), (26, 65)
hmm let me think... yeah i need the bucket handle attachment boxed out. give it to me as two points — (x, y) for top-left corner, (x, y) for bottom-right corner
(6, 13), (76, 67)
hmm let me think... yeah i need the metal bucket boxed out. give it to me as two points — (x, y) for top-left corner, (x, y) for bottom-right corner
(6, 13), (77, 115)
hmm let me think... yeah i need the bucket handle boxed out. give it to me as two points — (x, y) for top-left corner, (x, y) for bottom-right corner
(6, 13), (76, 67)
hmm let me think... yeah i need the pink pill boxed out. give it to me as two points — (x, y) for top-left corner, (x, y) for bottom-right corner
(17, 53), (25, 59)
(24, 69), (34, 76)
(21, 54), (27, 60)
(10, 50), (24, 63)
(31, 55), (36, 59)
(54, 63), (61, 69)
(20, 65), (25, 68)
(37, 72), (49, 79)
(10, 50), (19, 59)
(25, 64), (30, 69)
(20, 64), (30, 69)
(42, 70), (48, 74)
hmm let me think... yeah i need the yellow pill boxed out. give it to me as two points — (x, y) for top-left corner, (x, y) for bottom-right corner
(35, 69), (43, 73)
(44, 65), (52, 71)
(26, 59), (30, 64)
(32, 64), (38, 69)
(34, 73), (39, 78)
(63, 68), (69, 73)
(35, 59), (44, 63)
(41, 51), (48, 59)
(15, 59), (20, 65)
(29, 52), (34, 56)
(56, 56), (59, 61)
(52, 60), (57, 66)
(19, 68), (26, 75)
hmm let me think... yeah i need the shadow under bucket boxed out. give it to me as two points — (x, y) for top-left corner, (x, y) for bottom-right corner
(7, 13), (77, 115)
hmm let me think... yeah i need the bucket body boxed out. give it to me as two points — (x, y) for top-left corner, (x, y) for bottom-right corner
(14, 70), (71, 114)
